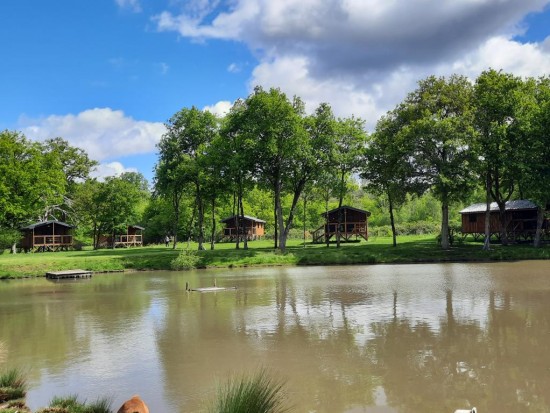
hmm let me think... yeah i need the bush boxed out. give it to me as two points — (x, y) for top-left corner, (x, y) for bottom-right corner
(209, 369), (290, 413)
(0, 229), (20, 251)
(36, 395), (112, 413)
(171, 248), (201, 270)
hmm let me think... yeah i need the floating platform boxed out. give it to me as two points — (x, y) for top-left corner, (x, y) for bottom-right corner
(46, 269), (93, 279)
(185, 282), (236, 293)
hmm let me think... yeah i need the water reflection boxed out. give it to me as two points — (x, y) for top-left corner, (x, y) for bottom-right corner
(1, 261), (549, 412)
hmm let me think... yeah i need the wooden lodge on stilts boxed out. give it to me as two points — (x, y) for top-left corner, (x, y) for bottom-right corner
(313, 206), (371, 243)
(98, 225), (144, 248)
(221, 215), (266, 241)
(20, 220), (74, 252)
(460, 200), (550, 242)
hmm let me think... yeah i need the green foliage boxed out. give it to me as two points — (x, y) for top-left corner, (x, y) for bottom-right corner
(0, 368), (27, 402)
(0, 229), (19, 251)
(36, 394), (112, 413)
(209, 369), (290, 413)
(171, 248), (201, 270)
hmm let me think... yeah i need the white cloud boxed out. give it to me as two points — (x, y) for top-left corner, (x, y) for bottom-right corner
(227, 62), (241, 73)
(155, 0), (550, 127)
(19, 108), (165, 162)
(203, 101), (232, 117)
(91, 162), (139, 181)
(115, 0), (141, 13)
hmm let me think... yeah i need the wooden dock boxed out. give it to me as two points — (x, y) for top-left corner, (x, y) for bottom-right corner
(46, 269), (93, 279)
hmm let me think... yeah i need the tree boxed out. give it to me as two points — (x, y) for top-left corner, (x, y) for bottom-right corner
(231, 87), (311, 252)
(474, 69), (526, 247)
(400, 75), (478, 249)
(155, 107), (219, 250)
(332, 116), (368, 247)
(362, 112), (420, 247)
(0, 130), (65, 252)
(523, 77), (550, 247)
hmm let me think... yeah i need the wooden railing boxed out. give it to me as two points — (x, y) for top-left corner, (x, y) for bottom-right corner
(313, 222), (368, 243)
(33, 235), (73, 246)
(113, 235), (143, 246)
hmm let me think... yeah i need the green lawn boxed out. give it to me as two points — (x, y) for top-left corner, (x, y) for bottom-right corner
(1, 235), (549, 279)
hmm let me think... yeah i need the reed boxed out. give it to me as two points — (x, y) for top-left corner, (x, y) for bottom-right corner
(209, 369), (291, 413)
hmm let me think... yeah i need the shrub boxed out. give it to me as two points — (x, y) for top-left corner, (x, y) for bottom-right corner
(0, 368), (27, 402)
(0, 229), (20, 251)
(171, 248), (201, 270)
(36, 395), (112, 413)
(209, 369), (291, 413)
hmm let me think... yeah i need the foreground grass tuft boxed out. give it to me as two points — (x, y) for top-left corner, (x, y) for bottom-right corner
(0, 368), (27, 402)
(35, 394), (112, 413)
(210, 369), (291, 413)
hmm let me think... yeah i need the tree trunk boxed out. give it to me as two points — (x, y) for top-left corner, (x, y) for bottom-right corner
(482, 174), (491, 251)
(534, 205), (544, 248)
(303, 195), (307, 248)
(388, 190), (397, 247)
(196, 187), (205, 251)
(273, 192), (278, 249)
(240, 194), (248, 250)
(440, 201), (450, 250)
(325, 196), (330, 248)
(172, 192), (180, 250)
(336, 171), (345, 248)
(210, 198), (216, 250)
(11, 242), (17, 254)
(498, 202), (509, 246)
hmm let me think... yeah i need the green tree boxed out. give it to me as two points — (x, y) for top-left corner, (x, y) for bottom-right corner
(332, 116), (368, 247)
(155, 107), (219, 249)
(362, 112), (419, 247)
(401, 75), (477, 249)
(474, 69), (526, 247)
(524, 77), (550, 247)
(0, 131), (65, 251)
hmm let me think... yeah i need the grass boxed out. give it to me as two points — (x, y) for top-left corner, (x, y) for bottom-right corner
(35, 395), (112, 413)
(0, 368), (27, 403)
(1, 235), (549, 279)
(209, 369), (290, 413)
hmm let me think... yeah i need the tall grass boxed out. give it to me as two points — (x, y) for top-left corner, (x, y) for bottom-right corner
(0, 368), (27, 402)
(209, 369), (291, 413)
(35, 394), (113, 413)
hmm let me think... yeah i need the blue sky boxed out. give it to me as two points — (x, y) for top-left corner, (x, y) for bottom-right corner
(2, 0), (550, 183)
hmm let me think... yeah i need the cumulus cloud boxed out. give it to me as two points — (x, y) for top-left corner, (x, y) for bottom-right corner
(115, 0), (141, 13)
(155, 0), (550, 126)
(19, 108), (165, 161)
(203, 100), (232, 117)
(91, 162), (139, 181)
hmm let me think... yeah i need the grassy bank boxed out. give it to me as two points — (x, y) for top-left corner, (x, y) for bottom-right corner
(1, 235), (549, 279)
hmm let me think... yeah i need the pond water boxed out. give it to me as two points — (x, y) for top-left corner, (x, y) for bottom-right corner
(1, 261), (550, 412)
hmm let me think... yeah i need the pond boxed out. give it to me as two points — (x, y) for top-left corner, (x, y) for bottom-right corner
(1, 261), (550, 412)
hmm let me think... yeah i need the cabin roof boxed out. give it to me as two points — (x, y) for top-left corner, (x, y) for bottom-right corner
(460, 200), (538, 214)
(129, 225), (145, 230)
(21, 220), (74, 230)
(221, 215), (266, 224)
(321, 205), (372, 217)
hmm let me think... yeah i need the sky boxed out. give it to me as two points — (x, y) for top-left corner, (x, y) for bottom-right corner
(2, 0), (550, 184)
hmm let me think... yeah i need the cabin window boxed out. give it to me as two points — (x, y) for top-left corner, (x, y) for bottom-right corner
(468, 214), (477, 223)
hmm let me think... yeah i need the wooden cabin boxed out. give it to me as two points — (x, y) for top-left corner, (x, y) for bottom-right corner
(20, 220), (73, 252)
(460, 200), (549, 241)
(98, 225), (144, 248)
(221, 215), (265, 241)
(313, 206), (371, 243)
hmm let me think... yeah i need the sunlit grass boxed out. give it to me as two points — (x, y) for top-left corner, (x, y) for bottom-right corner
(0, 368), (27, 403)
(1, 235), (549, 278)
(209, 369), (291, 413)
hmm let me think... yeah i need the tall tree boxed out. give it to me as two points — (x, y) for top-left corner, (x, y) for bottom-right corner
(401, 75), (478, 249)
(474, 69), (526, 247)
(235, 87), (310, 252)
(362, 112), (420, 247)
(332, 116), (368, 247)
(0, 131), (65, 241)
(155, 107), (218, 250)
(523, 77), (550, 247)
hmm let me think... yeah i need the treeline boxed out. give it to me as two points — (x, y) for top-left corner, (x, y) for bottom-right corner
(1, 69), (549, 252)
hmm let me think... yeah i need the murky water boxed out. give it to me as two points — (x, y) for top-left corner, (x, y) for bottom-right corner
(1, 261), (550, 412)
